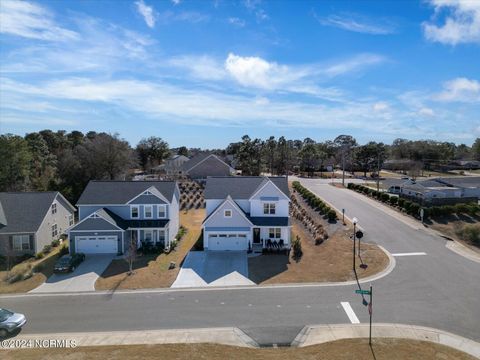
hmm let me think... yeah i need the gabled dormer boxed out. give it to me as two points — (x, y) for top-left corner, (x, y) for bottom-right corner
(249, 178), (290, 217)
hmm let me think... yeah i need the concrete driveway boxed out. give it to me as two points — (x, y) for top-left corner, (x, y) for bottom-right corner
(172, 251), (254, 288)
(30, 254), (115, 293)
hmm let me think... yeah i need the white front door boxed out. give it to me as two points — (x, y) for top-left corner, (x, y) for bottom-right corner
(207, 233), (248, 251)
(76, 236), (118, 254)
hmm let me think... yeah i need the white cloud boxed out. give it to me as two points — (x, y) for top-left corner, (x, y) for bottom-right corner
(0, 0), (78, 41)
(135, 0), (156, 28)
(435, 77), (480, 102)
(419, 107), (435, 116)
(373, 102), (389, 112)
(323, 54), (386, 77)
(168, 55), (226, 81)
(315, 12), (395, 35)
(171, 0), (181, 5)
(228, 17), (246, 27)
(423, 0), (480, 45)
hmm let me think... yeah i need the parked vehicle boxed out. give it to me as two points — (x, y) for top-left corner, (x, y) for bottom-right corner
(0, 308), (26, 337)
(53, 253), (85, 273)
(388, 185), (401, 194)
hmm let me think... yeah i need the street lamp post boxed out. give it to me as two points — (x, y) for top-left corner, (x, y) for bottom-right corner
(352, 217), (358, 272)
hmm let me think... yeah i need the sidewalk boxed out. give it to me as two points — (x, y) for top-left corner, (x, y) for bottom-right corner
(7, 323), (479, 358)
(293, 323), (480, 358)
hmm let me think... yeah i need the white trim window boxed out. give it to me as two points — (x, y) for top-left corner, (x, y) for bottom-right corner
(51, 202), (57, 215)
(158, 230), (166, 243)
(144, 205), (153, 219)
(158, 205), (166, 218)
(263, 203), (276, 215)
(144, 229), (153, 243)
(224, 209), (232, 218)
(51, 224), (58, 238)
(68, 214), (74, 226)
(131, 205), (140, 219)
(13, 235), (30, 251)
(269, 228), (281, 239)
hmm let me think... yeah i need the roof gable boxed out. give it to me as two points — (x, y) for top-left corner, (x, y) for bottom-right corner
(203, 197), (253, 227)
(182, 154), (232, 173)
(69, 209), (124, 231)
(250, 178), (290, 201)
(77, 181), (176, 205)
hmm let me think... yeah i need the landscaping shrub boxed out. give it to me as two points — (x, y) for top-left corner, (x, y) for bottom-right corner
(51, 239), (60, 247)
(35, 252), (45, 260)
(467, 203), (480, 216)
(60, 245), (69, 255)
(42, 245), (52, 254)
(327, 209), (337, 221)
(403, 200), (412, 212)
(397, 198), (405, 208)
(456, 224), (480, 246)
(409, 203), (420, 216)
(389, 196), (398, 206)
(380, 193), (390, 202)
(292, 235), (303, 260)
(170, 240), (178, 251)
(7, 273), (23, 284)
(454, 203), (469, 214)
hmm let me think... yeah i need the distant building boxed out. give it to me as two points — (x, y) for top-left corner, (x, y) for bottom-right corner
(180, 154), (235, 181)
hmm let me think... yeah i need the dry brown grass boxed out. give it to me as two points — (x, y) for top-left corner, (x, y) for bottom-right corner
(249, 219), (389, 284)
(95, 209), (204, 290)
(0, 245), (65, 294)
(4, 338), (474, 360)
(428, 215), (480, 255)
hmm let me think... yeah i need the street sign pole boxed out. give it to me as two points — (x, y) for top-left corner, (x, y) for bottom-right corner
(369, 284), (373, 346)
(352, 222), (356, 271)
(342, 208), (345, 225)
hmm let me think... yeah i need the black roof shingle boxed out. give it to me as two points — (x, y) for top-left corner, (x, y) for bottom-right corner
(204, 176), (289, 199)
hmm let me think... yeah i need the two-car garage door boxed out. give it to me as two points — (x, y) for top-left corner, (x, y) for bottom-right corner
(207, 233), (248, 251)
(76, 236), (118, 254)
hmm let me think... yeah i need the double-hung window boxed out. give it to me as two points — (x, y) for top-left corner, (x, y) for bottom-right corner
(51, 203), (57, 215)
(68, 214), (74, 226)
(269, 228), (281, 239)
(51, 224), (58, 238)
(158, 205), (166, 218)
(13, 235), (30, 251)
(131, 205), (139, 219)
(263, 203), (276, 215)
(144, 205), (153, 219)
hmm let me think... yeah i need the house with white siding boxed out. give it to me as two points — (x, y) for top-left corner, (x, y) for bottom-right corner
(202, 176), (291, 251)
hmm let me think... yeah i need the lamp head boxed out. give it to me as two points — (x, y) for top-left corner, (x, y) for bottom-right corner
(352, 217), (358, 225)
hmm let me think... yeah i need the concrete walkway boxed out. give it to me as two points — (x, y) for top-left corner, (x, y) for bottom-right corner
(7, 324), (479, 358)
(30, 254), (114, 293)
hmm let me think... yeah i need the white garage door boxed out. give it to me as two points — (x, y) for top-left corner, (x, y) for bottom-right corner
(76, 236), (118, 254)
(208, 233), (248, 251)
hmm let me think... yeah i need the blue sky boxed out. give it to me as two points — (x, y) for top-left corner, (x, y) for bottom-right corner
(0, 0), (479, 148)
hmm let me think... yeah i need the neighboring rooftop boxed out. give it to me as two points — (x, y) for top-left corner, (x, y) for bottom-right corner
(0, 192), (62, 234)
(204, 176), (289, 199)
(76, 181), (177, 205)
(181, 153), (232, 172)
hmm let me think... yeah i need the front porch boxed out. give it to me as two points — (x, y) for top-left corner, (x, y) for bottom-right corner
(128, 228), (168, 251)
(251, 226), (291, 252)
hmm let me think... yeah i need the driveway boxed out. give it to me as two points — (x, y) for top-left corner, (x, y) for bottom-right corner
(30, 254), (115, 293)
(171, 251), (254, 288)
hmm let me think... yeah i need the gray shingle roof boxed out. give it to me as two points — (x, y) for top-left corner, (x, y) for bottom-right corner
(76, 181), (177, 205)
(181, 154), (232, 172)
(0, 192), (58, 233)
(204, 176), (289, 199)
(248, 216), (290, 226)
(99, 208), (169, 229)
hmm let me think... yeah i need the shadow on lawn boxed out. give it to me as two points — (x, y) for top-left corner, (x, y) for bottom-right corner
(247, 254), (290, 284)
(100, 254), (158, 279)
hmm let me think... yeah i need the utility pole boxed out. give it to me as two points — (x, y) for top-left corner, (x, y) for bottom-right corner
(342, 151), (346, 187)
(376, 155), (380, 193)
(352, 217), (358, 271)
(369, 284), (373, 346)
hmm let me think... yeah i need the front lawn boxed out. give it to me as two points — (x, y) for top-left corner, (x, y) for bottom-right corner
(95, 209), (204, 290)
(5, 338), (474, 360)
(0, 244), (67, 294)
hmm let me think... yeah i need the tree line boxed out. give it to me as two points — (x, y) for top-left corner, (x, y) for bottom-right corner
(1, 130), (479, 203)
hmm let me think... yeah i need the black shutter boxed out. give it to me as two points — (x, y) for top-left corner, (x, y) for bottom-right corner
(29, 235), (34, 251)
(8, 235), (13, 250)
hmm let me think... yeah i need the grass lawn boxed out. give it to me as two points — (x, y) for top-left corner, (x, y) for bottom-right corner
(0, 244), (66, 294)
(4, 338), (474, 360)
(95, 209), (204, 290)
(249, 219), (389, 284)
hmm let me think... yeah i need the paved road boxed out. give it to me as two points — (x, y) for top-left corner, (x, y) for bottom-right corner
(1, 179), (479, 345)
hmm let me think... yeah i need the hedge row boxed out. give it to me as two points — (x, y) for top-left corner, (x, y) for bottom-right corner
(347, 183), (479, 219)
(292, 181), (337, 221)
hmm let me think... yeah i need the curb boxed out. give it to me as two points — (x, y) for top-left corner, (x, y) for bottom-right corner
(296, 323), (480, 358)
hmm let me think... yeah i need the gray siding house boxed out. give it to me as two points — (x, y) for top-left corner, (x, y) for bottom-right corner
(68, 181), (180, 254)
(0, 192), (75, 257)
(181, 154), (234, 180)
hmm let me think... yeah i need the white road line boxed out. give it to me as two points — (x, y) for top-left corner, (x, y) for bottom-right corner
(341, 302), (360, 324)
(392, 252), (427, 257)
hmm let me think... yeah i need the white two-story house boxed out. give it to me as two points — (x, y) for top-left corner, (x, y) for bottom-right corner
(68, 181), (179, 254)
(202, 176), (291, 251)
